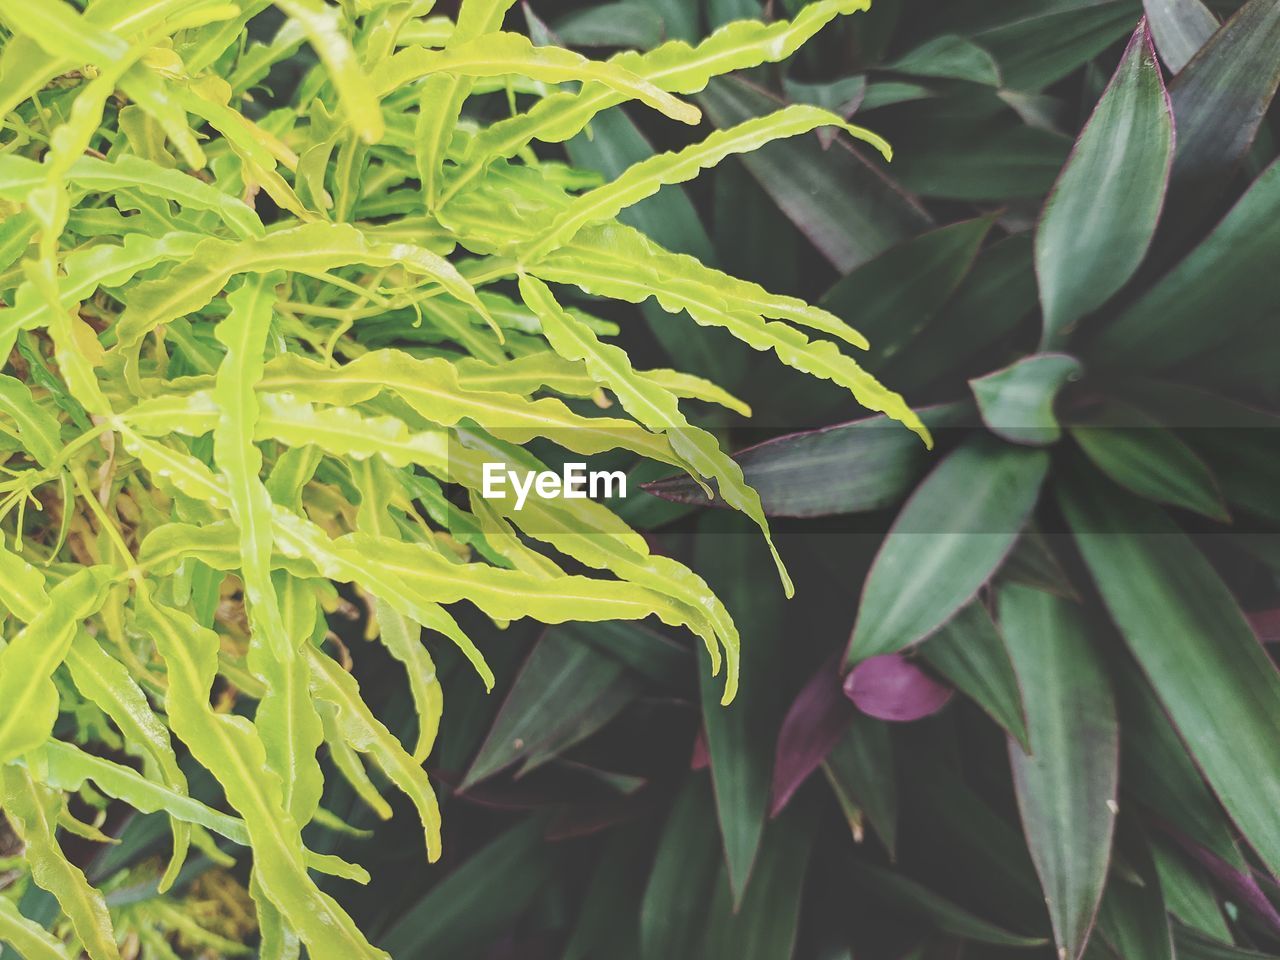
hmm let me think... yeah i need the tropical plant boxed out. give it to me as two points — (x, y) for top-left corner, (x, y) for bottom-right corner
(0, 0), (928, 956)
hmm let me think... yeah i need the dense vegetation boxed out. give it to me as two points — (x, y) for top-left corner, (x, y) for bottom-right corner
(1, 0), (1278, 959)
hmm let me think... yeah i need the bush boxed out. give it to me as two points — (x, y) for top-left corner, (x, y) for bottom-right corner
(1, 1), (1279, 959)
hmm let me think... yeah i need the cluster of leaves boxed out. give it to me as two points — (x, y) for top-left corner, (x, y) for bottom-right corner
(0, 0), (932, 956)
(283, 0), (1275, 959)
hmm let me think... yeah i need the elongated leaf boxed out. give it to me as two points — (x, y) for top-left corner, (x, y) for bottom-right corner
(0, 766), (120, 960)
(1059, 470), (1280, 878)
(446, 0), (877, 197)
(1151, 839), (1231, 940)
(1000, 584), (1118, 960)
(920, 601), (1028, 749)
(847, 436), (1049, 665)
(770, 656), (854, 817)
(0, 895), (70, 960)
(1036, 20), (1174, 346)
(522, 104), (889, 262)
(851, 862), (1048, 948)
(1096, 830), (1175, 960)
(376, 32), (699, 124)
(1092, 157), (1280, 368)
(696, 76), (931, 272)
(647, 404), (967, 518)
(1144, 0), (1217, 72)
(461, 626), (638, 789)
(1166, 0), (1280, 208)
(822, 713), (897, 855)
(887, 34), (1001, 85)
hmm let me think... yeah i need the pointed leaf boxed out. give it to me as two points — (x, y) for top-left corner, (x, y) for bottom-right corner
(970, 354), (1083, 446)
(1144, 0), (1217, 72)
(1036, 20), (1174, 345)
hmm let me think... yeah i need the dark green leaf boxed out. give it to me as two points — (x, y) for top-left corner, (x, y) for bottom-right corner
(378, 818), (554, 957)
(1036, 21), (1174, 345)
(1166, 0), (1280, 211)
(893, 125), (1071, 200)
(977, 4), (1141, 92)
(645, 403), (970, 518)
(1059, 469), (1280, 877)
(695, 522), (781, 902)
(970, 353), (1083, 445)
(640, 777), (723, 960)
(920, 601), (1029, 749)
(847, 436), (1050, 664)
(1096, 830), (1175, 960)
(851, 862), (1048, 947)
(822, 712), (897, 856)
(1175, 925), (1280, 960)
(822, 217), (995, 370)
(1150, 839), (1231, 941)
(698, 76), (932, 273)
(461, 628), (641, 789)
(552, 3), (665, 49)
(886, 35), (1001, 85)
(1092, 158), (1280, 369)
(1070, 403), (1228, 521)
(1001, 584), (1118, 960)
(698, 811), (815, 959)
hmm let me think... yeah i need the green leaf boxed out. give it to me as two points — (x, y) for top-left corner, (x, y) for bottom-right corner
(822, 712), (897, 856)
(378, 818), (556, 959)
(0, 894), (70, 960)
(1000, 584), (1119, 960)
(1070, 403), (1228, 521)
(647, 403), (967, 518)
(552, 3), (666, 49)
(1144, 0), (1218, 72)
(640, 778), (722, 960)
(920, 600), (1029, 750)
(697, 76), (931, 272)
(822, 217), (995, 370)
(461, 626), (639, 789)
(977, 4), (1141, 92)
(1036, 20), (1174, 345)
(851, 861), (1048, 948)
(887, 34), (1001, 85)
(699, 811), (815, 959)
(375, 31), (702, 124)
(1096, 830), (1175, 960)
(1150, 840), (1231, 941)
(1091, 157), (1280, 369)
(970, 353), (1083, 446)
(892, 124), (1071, 201)
(0, 766), (120, 960)
(1059, 469), (1280, 877)
(521, 104), (890, 263)
(1166, 0), (1280, 209)
(847, 436), (1049, 664)
(694, 523), (781, 903)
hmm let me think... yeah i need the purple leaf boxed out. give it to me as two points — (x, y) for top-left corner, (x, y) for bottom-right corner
(843, 654), (954, 722)
(769, 655), (855, 816)
(1172, 831), (1280, 936)
(1247, 608), (1280, 645)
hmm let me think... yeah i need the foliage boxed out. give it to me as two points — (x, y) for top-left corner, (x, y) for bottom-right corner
(0, 0), (923, 956)
(1, 1), (1279, 959)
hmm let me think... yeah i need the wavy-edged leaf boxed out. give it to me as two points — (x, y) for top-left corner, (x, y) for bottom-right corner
(1000, 584), (1118, 960)
(533, 223), (930, 442)
(0, 893), (70, 960)
(115, 222), (490, 349)
(376, 32), (699, 125)
(847, 436), (1049, 665)
(1059, 470), (1280, 877)
(306, 647), (442, 861)
(1036, 20), (1174, 346)
(134, 594), (387, 960)
(0, 568), (113, 764)
(521, 105), (890, 263)
(521, 273), (791, 593)
(0, 766), (119, 960)
(445, 0), (875, 197)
